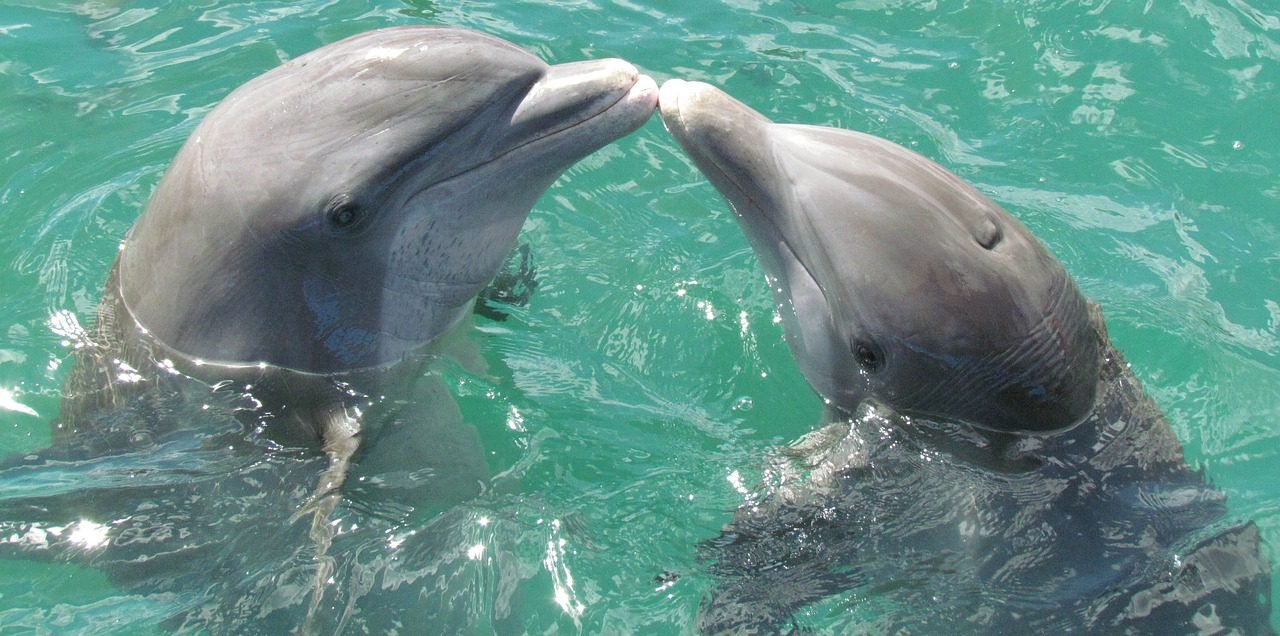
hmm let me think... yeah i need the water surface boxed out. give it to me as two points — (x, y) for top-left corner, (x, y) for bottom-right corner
(0, 1), (1276, 633)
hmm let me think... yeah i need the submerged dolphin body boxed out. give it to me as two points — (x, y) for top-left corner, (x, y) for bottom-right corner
(659, 80), (1272, 634)
(1, 27), (656, 631)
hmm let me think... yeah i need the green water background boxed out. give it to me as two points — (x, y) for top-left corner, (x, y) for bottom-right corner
(0, 0), (1276, 632)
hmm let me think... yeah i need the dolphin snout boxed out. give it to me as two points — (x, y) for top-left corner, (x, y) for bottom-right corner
(657, 79), (779, 220)
(658, 79), (770, 137)
(511, 58), (656, 135)
(657, 79), (774, 172)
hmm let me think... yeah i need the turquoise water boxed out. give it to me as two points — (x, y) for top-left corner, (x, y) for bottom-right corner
(0, 0), (1277, 633)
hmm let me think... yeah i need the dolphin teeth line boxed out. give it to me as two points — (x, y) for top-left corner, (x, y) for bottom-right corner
(424, 72), (643, 193)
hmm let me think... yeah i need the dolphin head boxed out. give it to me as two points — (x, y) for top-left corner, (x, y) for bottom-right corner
(660, 80), (1103, 433)
(118, 27), (657, 374)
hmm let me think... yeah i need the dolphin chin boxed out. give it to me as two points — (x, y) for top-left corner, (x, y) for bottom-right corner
(659, 79), (1272, 634)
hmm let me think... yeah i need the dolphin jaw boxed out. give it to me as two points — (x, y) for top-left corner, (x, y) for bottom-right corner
(392, 62), (656, 202)
(498, 63), (657, 174)
(658, 79), (812, 289)
(509, 59), (648, 130)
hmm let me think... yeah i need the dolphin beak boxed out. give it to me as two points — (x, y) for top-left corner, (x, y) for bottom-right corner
(658, 80), (778, 214)
(510, 59), (657, 142)
(659, 79), (773, 155)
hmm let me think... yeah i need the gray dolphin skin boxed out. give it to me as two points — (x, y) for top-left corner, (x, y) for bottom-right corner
(659, 80), (1272, 634)
(1, 27), (656, 632)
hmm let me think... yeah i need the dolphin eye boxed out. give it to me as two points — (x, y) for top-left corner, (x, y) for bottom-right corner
(852, 341), (883, 372)
(330, 204), (359, 228)
(323, 193), (366, 231)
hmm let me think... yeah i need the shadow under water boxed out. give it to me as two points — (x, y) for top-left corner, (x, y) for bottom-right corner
(697, 353), (1273, 634)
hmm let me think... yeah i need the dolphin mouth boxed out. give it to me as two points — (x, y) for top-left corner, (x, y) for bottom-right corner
(411, 62), (657, 195)
(392, 65), (657, 288)
(495, 60), (657, 167)
(658, 79), (831, 315)
(658, 79), (778, 231)
(380, 64), (656, 358)
(512, 59), (658, 141)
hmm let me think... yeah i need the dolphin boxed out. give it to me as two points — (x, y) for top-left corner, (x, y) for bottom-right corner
(658, 80), (1272, 634)
(1, 26), (656, 631)
(104, 25), (654, 525)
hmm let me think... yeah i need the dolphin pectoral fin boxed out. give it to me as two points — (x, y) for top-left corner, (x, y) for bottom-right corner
(420, 313), (493, 381)
(1106, 522), (1274, 632)
(286, 403), (363, 635)
(353, 374), (489, 511)
(288, 403), (363, 526)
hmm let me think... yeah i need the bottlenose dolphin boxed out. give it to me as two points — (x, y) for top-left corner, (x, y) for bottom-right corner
(1, 27), (656, 632)
(659, 80), (1272, 634)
